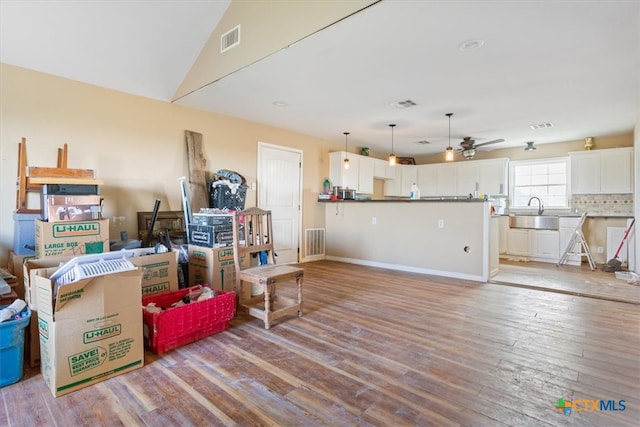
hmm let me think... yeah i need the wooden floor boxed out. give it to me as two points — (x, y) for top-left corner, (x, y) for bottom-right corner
(493, 259), (640, 305)
(2, 260), (639, 426)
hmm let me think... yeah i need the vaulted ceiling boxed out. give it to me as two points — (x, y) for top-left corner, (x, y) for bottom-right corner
(1, 1), (638, 157)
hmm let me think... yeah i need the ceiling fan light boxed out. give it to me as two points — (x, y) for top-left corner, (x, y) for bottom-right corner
(445, 146), (454, 161)
(462, 149), (476, 159)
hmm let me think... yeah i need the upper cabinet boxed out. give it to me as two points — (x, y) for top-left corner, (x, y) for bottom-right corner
(417, 164), (437, 196)
(478, 158), (509, 196)
(358, 156), (375, 194)
(417, 160), (507, 197)
(329, 151), (359, 191)
(329, 151), (383, 194)
(570, 147), (633, 194)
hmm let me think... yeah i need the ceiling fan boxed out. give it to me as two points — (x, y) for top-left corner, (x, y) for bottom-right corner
(457, 136), (505, 159)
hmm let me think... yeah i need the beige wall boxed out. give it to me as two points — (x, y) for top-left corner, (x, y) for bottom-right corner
(0, 63), (344, 266)
(325, 201), (491, 281)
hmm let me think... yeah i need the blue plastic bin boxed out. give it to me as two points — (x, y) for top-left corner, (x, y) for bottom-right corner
(0, 306), (31, 388)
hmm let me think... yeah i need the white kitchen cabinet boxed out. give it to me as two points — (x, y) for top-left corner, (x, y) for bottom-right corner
(400, 165), (418, 197)
(373, 158), (395, 179)
(453, 158), (508, 197)
(601, 148), (633, 193)
(531, 230), (560, 259)
(358, 156), (375, 194)
(507, 227), (559, 260)
(498, 216), (508, 254)
(478, 158), (508, 196)
(507, 228), (532, 256)
(329, 151), (359, 191)
(455, 162), (480, 196)
(570, 147), (633, 194)
(383, 165), (403, 196)
(417, 164), (438, 196)
(435, 163), (457, 196)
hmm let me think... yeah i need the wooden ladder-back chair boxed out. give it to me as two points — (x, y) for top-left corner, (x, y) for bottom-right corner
(232, 207), (303, 329)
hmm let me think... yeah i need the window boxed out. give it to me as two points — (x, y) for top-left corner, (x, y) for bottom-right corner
(509, 158), (569, 209)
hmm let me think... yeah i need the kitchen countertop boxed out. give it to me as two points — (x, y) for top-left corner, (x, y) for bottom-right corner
(318, 197), (487, 203)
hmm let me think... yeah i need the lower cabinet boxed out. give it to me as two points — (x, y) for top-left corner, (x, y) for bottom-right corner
(505, 228), (559, 261)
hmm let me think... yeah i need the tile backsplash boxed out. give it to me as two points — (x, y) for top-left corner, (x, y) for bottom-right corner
(572, 194), (633, 216)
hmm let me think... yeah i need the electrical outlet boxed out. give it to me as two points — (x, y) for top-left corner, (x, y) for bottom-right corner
(597, 246), (604, 253)
(438, 219), (444, 229)
(372, 216), (377, 225)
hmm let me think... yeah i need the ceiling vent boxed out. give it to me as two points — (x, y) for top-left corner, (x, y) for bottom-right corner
(529, 122), (554, 130)
(416, 140), (431, 145)
(221, 25), (241, 53)
(390, 99), (417, 109)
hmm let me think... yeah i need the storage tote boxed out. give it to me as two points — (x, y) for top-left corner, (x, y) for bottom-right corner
(142, 287), (235, 354)
(0, 306), (31, 387)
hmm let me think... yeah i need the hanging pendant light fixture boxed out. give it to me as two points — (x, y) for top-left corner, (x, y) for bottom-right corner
(343, 132), (350, 170)
(445, 113), (454, 162)
(388, 124), (397, 166)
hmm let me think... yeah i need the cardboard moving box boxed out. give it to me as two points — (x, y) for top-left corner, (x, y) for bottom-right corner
(34, 266), (144, 397)
(128, 248), (179, 297)
(188, 245), (248, 292)
(35, 219), (109, 258)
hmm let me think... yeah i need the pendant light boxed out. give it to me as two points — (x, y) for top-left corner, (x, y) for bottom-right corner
(388, 124), (396, 166)
(343, 132), (350, 170)
(445, 113), (454, 162)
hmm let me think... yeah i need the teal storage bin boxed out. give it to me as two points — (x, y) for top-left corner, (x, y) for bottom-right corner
(0, 307), (31, 388)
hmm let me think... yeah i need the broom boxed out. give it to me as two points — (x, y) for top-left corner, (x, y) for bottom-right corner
(602, 219), (635, 272)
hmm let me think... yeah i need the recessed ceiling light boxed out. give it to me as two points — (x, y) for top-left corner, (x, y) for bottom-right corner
(529, 122), (554, 130)
(458, 39), (485, 50)
(272, 101), (289, 107)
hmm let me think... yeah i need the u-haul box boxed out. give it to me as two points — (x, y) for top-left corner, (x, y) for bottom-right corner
(35, 219), (109, 258)
(34, 267), (144, 397)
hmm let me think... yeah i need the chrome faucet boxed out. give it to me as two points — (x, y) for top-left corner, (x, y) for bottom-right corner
(528, 196), (544, 215)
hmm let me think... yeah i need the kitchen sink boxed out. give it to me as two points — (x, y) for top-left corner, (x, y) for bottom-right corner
(509, 215), (559, 230)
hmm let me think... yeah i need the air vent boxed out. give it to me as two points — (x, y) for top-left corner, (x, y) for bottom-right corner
(305, 228), (325, 259)
(529, 122), (553, 130)
(390, 99), (417, 109)
(416, 140), (431, 145)
(220, 25), (241, 53)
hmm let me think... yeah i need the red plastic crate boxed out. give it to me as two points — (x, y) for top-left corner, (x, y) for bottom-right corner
(142, 287), (235, 354)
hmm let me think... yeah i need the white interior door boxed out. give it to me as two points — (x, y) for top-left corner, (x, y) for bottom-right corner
(258, 143), (302, 264)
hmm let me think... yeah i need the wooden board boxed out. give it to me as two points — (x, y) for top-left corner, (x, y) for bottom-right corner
(28, 177), (104, 185)
(185, 130), (209, 212)
(28, 166), (95, 179)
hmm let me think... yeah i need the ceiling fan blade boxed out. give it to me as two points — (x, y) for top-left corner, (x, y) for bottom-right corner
(474, 138), (505, 148)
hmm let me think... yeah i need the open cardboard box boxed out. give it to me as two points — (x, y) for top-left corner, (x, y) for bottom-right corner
(33, 265), (144, 397)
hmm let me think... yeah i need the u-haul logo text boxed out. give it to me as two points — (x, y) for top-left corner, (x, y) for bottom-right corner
(52, 222), (101, 238)
(83, 324), (121, 343)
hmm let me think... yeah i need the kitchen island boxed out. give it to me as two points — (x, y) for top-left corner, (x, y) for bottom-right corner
(323, 199), (497, 282)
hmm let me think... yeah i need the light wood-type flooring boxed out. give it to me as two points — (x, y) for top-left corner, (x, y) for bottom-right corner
(493, 259), (640, 305)
(2, 260), (639, 426)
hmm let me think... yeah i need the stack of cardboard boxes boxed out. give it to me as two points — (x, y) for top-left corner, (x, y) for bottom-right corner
(187, 211), (249, 293)
(9, 189), (181, 397)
